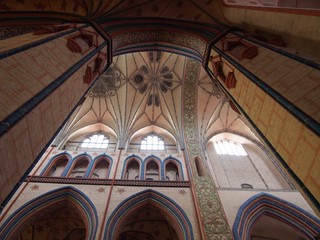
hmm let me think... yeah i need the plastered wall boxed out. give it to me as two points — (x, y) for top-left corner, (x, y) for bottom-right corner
(206, 141), (291, 190)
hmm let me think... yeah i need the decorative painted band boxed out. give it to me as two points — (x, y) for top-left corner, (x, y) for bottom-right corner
(98, 17), (225, 37)
(207, 69), (320, 212)
(25, 176), (191, 188)
(232, 31), (320, 70)
(0, 42), (107, 137)
(0, 24), (88, 60)
(113, 43), (203, 62)
(0, 43), (109, 213)
(212, 46), (320, 136)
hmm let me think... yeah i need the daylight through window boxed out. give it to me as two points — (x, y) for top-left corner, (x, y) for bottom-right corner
(81, 133), (109, 149)
(141, 135), (164, 150)
(214, 140), (247, 156)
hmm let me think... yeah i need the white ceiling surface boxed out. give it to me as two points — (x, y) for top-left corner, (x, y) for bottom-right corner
(60, 51), (258, 148)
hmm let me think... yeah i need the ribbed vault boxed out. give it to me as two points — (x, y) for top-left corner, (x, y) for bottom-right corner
(61, 51), (259, 150)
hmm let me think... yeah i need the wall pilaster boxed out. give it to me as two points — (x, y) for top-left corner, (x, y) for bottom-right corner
(183, 58), (232, 239)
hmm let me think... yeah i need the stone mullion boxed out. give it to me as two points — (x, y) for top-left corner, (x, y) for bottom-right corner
(183, 58), (232, 240)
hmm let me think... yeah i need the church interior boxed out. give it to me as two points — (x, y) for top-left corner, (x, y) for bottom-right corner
(0, 0), (319, 239)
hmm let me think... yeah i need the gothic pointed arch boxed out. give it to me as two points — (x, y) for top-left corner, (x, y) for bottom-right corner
(143, 155), (161, 180)
(66, 153), (92, 178)
(121, 155), (143, 180)
(104, 189), (194, 240)
(41, 152), (72, 177)
(163, 157), (184, 181)
(205, 132), (292, 189)
(87, 154), (113, 179)
(0, 187), (98, 240)
(233, 193), (320, 240)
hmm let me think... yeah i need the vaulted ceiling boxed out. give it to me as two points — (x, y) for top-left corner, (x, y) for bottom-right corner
(1, 0), (318, 25)
(60, 51), (257, 148)
(0, 0), (227, 25)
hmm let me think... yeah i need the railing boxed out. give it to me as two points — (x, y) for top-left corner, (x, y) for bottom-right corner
(62, 141), (180, 154)
(128, 143), (179, 154)
(26, 176), (190, 188)
(63, 141), (117, 152)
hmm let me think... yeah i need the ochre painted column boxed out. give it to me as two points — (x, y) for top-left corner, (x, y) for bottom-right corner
(0, 25), (109, 206)
(183, 58), (232, 239)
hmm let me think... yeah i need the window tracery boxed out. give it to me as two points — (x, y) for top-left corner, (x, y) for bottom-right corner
(81, 133), (109, 149)
(140, 134), (165, 151)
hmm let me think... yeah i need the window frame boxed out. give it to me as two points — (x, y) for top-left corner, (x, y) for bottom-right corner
(140, 133), (165, 151)
(213, 139), (247, 156)
(80, 132), (110, 149)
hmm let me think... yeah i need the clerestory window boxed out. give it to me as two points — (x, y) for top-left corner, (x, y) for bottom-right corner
(214, 140), (247, 156)
(81, 133), (109, 149)
(140, 134), (164, 150)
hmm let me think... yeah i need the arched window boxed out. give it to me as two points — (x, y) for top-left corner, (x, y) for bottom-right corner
(68, 158), (89, 178)
(207, 136), (292, 190)
(81, 133), (109, 149)
(145, 160), (160, 180)
(90, 158), (110, 179)
(213, 139), (247, 156)
(165, 162), (180, 181)
(140, 134), (164, 150)
(124, 159), (140, 180)
(45, 157), (68, 177)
